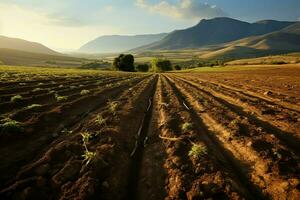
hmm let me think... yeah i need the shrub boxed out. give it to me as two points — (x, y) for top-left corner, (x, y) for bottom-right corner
(113, 54), (135, 72)
(11, 95), (23, 103)
(80, 89), (90, 95)
(136, 64), (149, 72)
(151, 58), (172, 72)
(188, 143), (207, 159)
(182, 122), (193, 132)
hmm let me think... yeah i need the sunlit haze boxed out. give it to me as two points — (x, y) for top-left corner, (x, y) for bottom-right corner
(0, 0), (299, 51)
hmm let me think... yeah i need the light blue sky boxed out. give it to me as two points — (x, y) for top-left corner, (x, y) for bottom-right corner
(0, 0), (299, 50)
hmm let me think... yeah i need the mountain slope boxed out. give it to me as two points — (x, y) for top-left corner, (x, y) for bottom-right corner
(79, 33), (168, 53)
(0, 36), (60, 55)
(133, 17), (295, 52)
(0, 48), (84, 66)
(200, 23), (300, 59)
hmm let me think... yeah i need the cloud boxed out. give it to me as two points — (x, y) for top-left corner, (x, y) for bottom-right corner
(136, 0), (227, 20)
(46, 13), (90, 27)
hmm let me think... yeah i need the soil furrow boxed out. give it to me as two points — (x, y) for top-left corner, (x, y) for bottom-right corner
(173, 75), (300, 156)
(166, 74), (300, 199)
(164, 75), (264, 199)
(0, 75), (149, 187)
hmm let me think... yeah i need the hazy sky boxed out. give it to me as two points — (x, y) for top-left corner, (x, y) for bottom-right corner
(0, 0), (299, 51)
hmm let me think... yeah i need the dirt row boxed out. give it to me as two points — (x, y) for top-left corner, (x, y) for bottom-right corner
(0, 74), (150, 189)
(173, 74), (300, 150)
(0, 76), (139, 117)
(165, 74), (300, 199)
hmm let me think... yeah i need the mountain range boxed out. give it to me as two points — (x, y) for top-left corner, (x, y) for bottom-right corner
(198, 22), (300, 59)
(132, 17), (295, 52)
(0, 17), (299, 62)
(79, 33), (168, 53)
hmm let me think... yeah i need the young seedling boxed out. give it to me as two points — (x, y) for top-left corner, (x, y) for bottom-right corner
(81, 131), (91, 144)
(80, 89), (90, 95)
(95, 114), (107, 126)
(11, 95), (23, 103)
(182, 122), (193, 132)
(32, 88), (42, 92)
(55, 94), (68, 102)
(108, 101), (118, 115)
(188, 143), (208, 159)
(0, 119), (24, 134)
(82, 150), (96, 166)
(70, 85), (77, 89)
(26, 104), (42, 109)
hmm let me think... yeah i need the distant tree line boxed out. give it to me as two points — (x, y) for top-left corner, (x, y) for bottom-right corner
(112, 54), (181, 72)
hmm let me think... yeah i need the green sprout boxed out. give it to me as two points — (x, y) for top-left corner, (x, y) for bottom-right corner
(80, 89), (90, 95)
(188, 143), (207, 159)
(55, 94), (68, 102)
(32, 88), (42, 92)
(82, 150), (96, 166)
(81, 131), (91, 144)
(26, 104), (42, 109)
(0, 119), (24, 134)
(108, 101), (118, 115)
(95, 114), (107, 126)
(11, 95), (23, 102)
(182, 122), (193, 132)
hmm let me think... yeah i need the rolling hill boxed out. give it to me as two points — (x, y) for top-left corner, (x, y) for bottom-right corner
(199, 22), (300, 59)
(0, 36), (60, 55)
(0, 48), (85, 67)
(132, 17), (295, 52)
(79, 33), (168, 53)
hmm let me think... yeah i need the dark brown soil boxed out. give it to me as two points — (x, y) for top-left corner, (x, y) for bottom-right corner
(0, 67), (299, 200)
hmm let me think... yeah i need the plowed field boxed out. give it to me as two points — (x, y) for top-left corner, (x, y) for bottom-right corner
(0, 66), (299, 200)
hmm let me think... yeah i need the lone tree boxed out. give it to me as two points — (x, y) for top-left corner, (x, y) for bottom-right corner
(113, 54), (135, 72)
(151, 58), (173, 72)
(136, 64), (149, 72)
